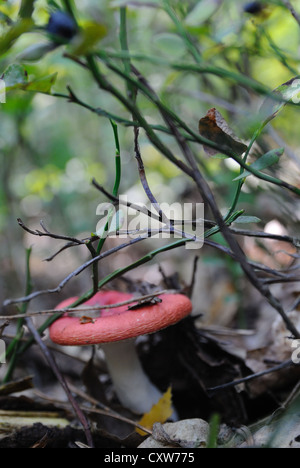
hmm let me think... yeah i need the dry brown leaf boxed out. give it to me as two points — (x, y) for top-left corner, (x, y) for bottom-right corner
(198, 108), (248, 156)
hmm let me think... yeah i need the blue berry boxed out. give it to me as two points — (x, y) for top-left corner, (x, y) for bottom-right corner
(46, 11), (77, 41)
(243, 2), (264, 14)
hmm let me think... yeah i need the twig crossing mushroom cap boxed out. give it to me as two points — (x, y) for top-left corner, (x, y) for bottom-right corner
(49, 291), (192, 346)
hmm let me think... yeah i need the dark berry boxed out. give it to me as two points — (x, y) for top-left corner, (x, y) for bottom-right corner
(243, 2), (264, 14)
(46, 11), (77, 41)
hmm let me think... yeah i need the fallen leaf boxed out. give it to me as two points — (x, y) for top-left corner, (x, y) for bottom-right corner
(136, 386), (173, 436)
(198, 108), (248, 156)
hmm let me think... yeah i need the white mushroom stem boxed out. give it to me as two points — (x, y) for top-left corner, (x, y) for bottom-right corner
(101, 340), (178, 419)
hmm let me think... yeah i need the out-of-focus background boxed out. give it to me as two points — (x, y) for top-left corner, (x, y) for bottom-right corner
(2, 0), (300, 447)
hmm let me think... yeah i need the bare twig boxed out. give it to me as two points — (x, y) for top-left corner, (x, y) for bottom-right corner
(229, 227), (300, 246)
(17, 218), (86, 245)
(3, 236), (146, 306)
(133, 127), (170, 225)
(187, 256), (199, 298)
(262, 276), (300, 285)
(0, 290), (170, 319)
(208, 359), (294, 395)
(44, 242), (81, 262)
(92, 177), (162, 222)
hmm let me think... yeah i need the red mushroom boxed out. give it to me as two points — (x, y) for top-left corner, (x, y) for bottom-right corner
(49, 290), (192, 416)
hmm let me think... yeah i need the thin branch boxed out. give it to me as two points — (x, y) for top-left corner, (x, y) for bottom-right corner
(17, 218), (87, 245)
(3, 236), (146, 306)
(133, 127), (170, 225)
(0, 290), (170, 320)
(187, 256), (199, 298)
(262, 275), (300, 285)
(92, 178), (162, 222)
(289, 296), (300, 312)
(44, 242), (80, 262)
(207, 359), (294, 395)
(229, 227), (300, 246)
(85, 240), (99, 295)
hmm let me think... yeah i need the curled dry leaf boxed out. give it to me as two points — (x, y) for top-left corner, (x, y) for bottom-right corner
(198, 108), (248, 156)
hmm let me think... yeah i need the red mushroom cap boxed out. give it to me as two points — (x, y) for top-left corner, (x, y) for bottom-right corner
(49, 290), (192, 346)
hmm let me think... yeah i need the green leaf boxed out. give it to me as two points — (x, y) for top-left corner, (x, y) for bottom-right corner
(2, 64), (57, 95)
(2, 64), (28, 90)
(0, 19), (33, 55)
(207, 413), (220, 449)
(233, 216), (261, 224)
(259, 76), (300, 127)
(25, 73), (58, 94)
(233, 148), (284, 181)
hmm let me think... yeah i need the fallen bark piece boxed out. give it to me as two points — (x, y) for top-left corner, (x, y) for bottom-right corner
(0, 409), (70, 436)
